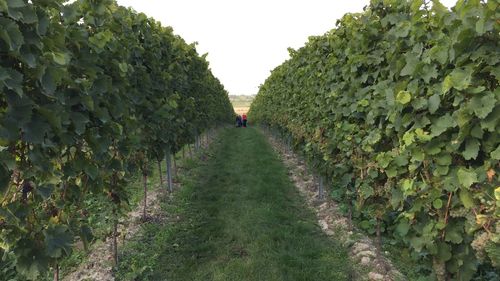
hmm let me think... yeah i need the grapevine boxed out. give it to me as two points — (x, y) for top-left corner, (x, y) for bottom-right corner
(250, 0), (499, 279)
(0, 0), (233, 279)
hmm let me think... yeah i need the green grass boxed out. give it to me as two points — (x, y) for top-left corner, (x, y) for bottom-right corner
(116, 128), (351, 281)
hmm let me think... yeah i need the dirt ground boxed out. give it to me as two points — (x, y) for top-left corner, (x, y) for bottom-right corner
(63, 187), (166, 281)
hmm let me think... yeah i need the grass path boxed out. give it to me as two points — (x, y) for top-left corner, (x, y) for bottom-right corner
(116, 128), (350, 281)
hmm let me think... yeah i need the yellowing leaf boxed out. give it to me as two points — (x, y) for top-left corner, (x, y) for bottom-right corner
(475, 214), (488, 225)
(486, 169), (495, 182)
(396, 91), (411, 104)
(415, 128), (432, 142)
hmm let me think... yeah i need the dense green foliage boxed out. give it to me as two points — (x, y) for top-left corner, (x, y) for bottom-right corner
(250, 0), (499, 279)
(0, 0), (233, 279)
(117, 128), (350, 281)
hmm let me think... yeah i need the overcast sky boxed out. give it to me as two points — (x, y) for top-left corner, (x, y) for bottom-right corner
(115, 0), (457, 95)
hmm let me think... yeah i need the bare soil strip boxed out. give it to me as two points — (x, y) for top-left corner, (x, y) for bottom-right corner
(63, 187), (167, 281)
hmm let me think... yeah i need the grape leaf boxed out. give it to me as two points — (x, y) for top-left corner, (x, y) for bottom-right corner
(0, 18), (24, 51)
(396, 220), (410, 236)
(491, 145), (500, 160)
(22, 119), (49, 144)
(51, 52), (70, 65)
(7, 0), (25, 8)
(433, 199), (443, 209)
(396, 91), (412, 104)
(428, 94), (440, 114)
(43, 224), (73, 258)
(469, 92), (495, 119)
(459, 189), (474, 209)
(457, 168), (478, 188)
(442, 67), (473, 93)
(430, 114), (456, 137)
(437, 242), (452, 262)
(462, 138), (480, 160)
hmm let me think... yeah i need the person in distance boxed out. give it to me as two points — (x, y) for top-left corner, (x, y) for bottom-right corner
(236, 115), (242, 127)
(242, 114), (248, 127)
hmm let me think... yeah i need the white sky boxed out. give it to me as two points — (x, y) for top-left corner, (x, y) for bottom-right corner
(116, 0), (457, 95)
